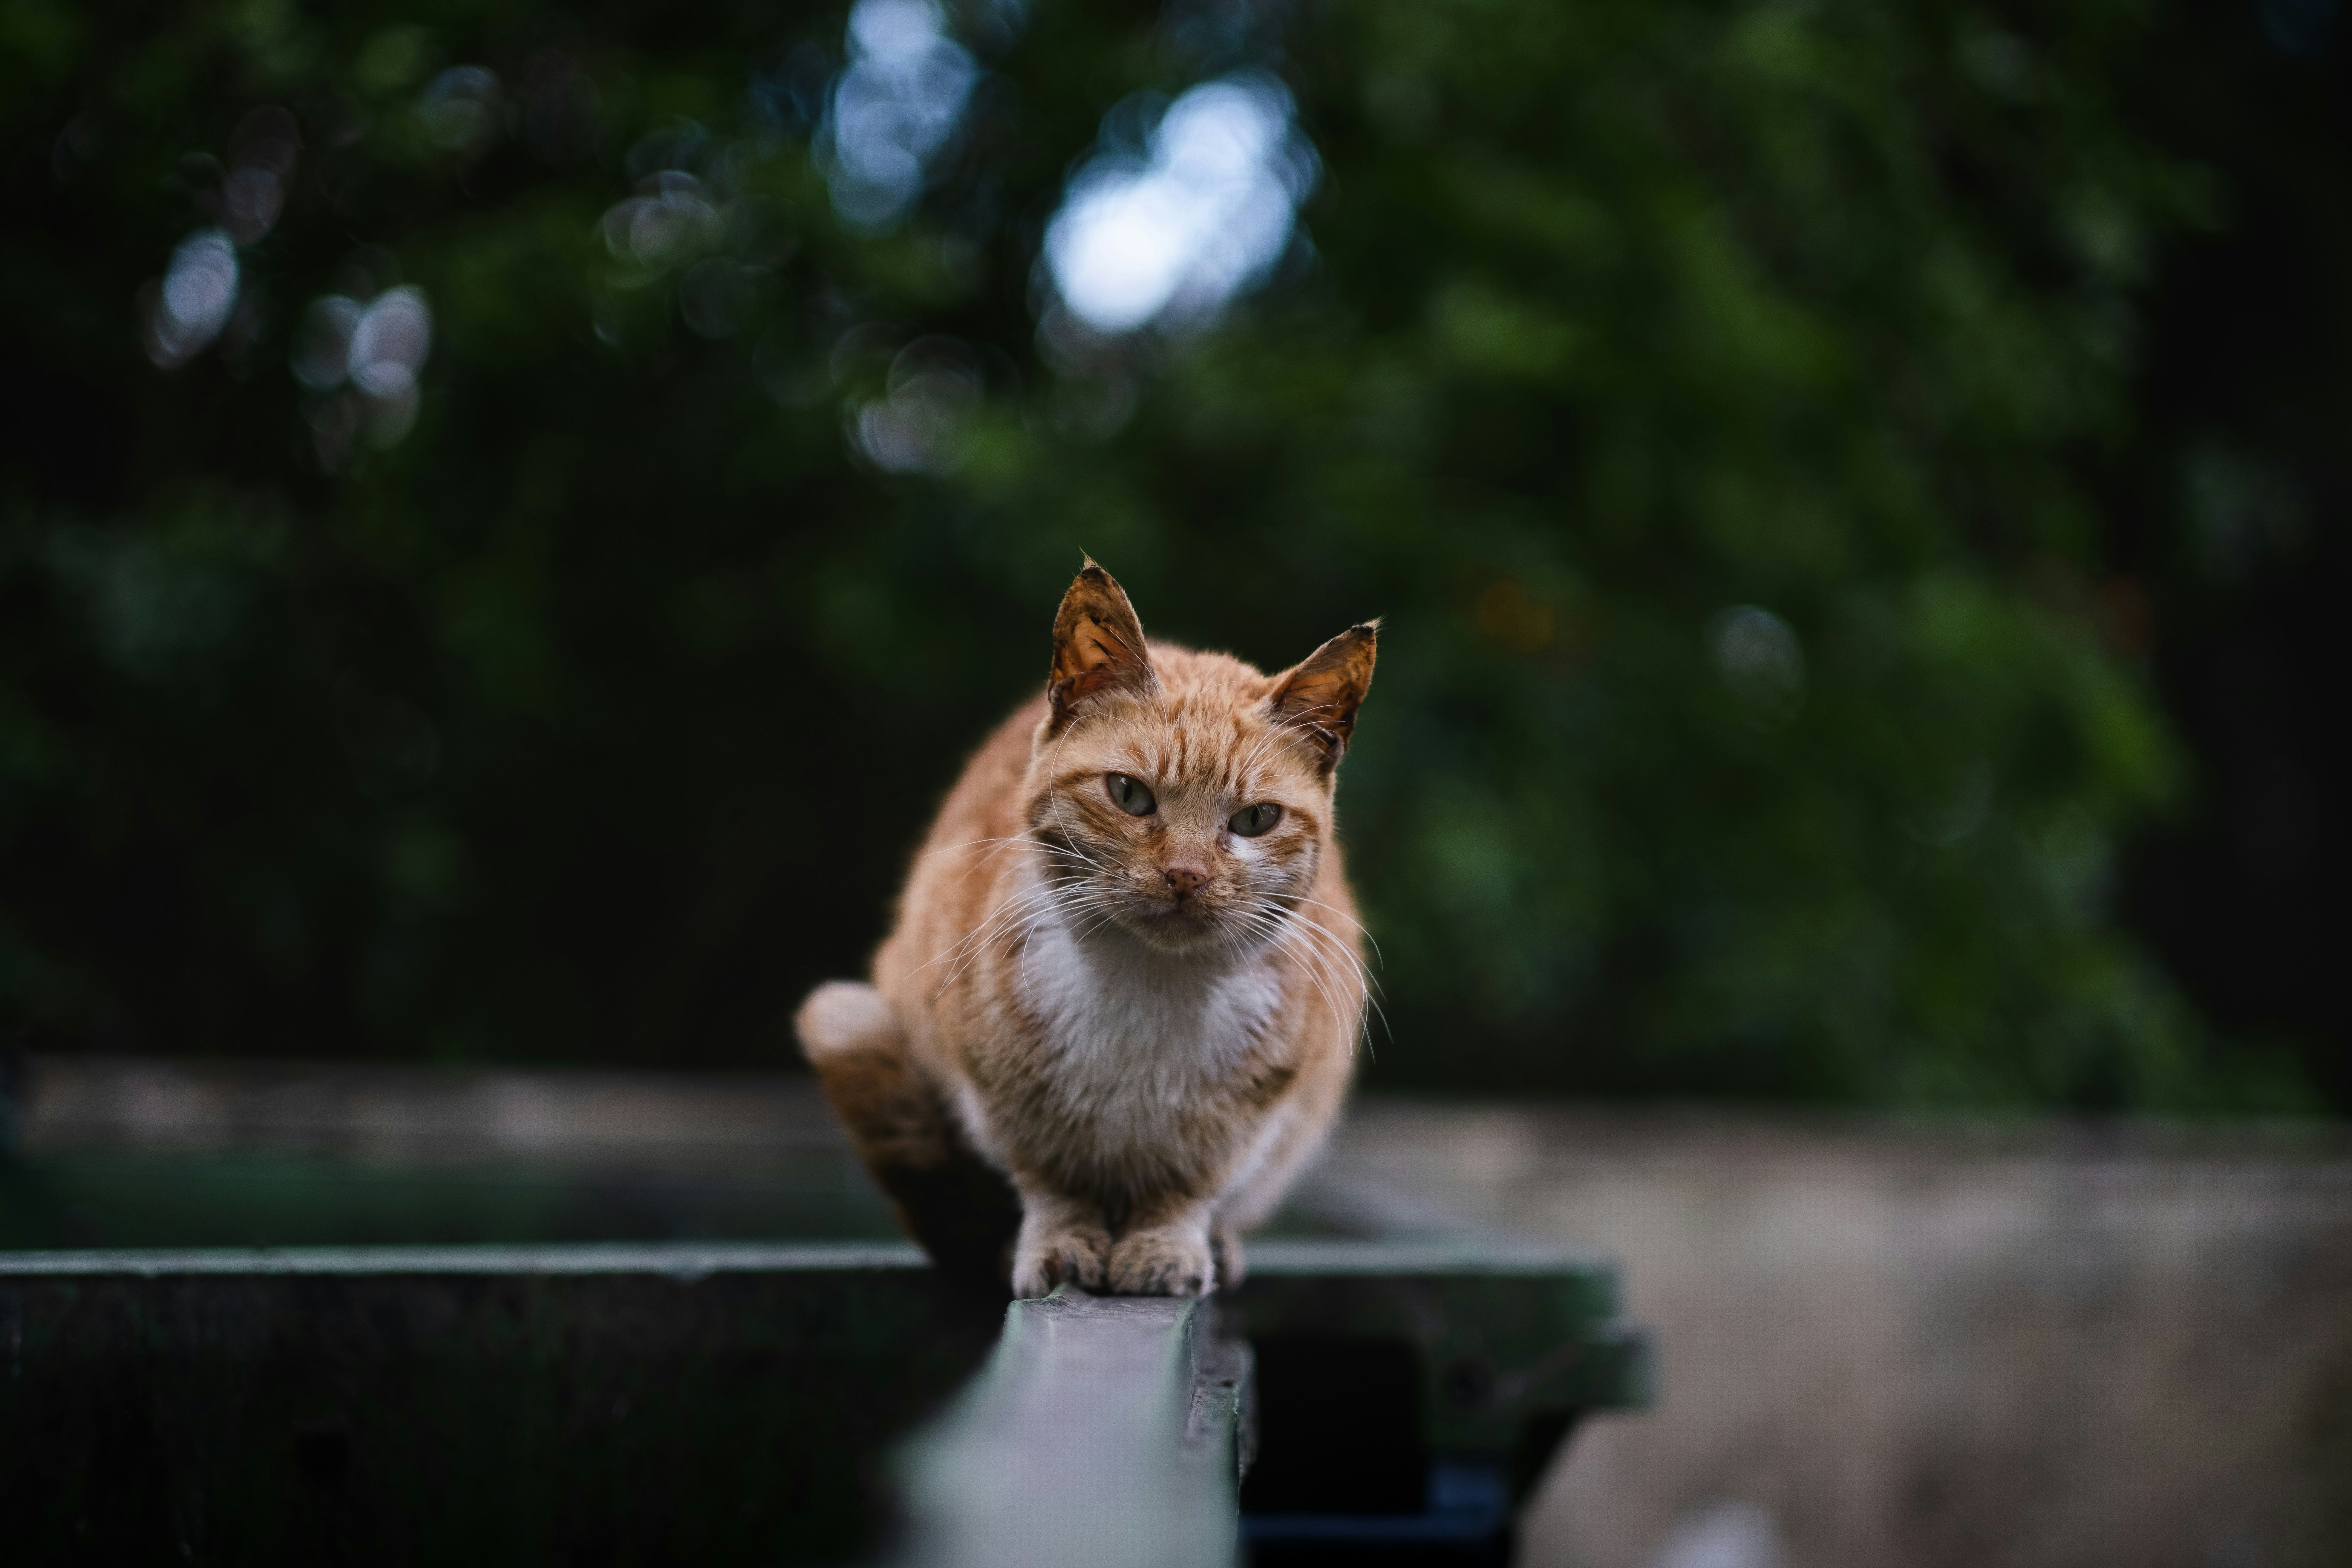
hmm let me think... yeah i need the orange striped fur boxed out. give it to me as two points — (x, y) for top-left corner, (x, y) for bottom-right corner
(798, 565), (1376, 1296)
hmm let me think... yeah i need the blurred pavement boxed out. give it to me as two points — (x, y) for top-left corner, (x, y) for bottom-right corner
(1322, 1103), (2352, 1568)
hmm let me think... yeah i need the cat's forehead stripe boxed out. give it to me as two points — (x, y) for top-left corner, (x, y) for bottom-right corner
(1131, 713), (1297, 794)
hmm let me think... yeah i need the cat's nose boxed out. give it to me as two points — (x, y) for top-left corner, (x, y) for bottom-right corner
(1163, 864), (1209, 896)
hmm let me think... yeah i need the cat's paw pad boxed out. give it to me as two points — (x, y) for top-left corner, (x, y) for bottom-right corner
(1011, 1222), (1112, 1298)
(1107, 1229), (1215, 1297)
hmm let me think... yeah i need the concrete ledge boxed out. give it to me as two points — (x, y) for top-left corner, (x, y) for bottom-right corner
(901, 1292), (1246, 1568)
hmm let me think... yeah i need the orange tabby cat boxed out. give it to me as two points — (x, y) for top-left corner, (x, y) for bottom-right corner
(796, 564), (1376, 1297)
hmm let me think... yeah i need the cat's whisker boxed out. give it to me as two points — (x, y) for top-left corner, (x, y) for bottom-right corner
(925, 908), (1041, 997)
(925, 834), (1032, 862)
(1223, 903), (1364, 1029)
(1230, 901), (1384, 1050)
(922, 875), (1099, 997)
(926, 835), (1062, 888)
(1285, 896), (1387, 968)
(918, 874), (1089, 968)
(944, 902), (1067, 999)
(1036, 844), (1114, 884)
(1013, 895), (1102, 990)
(1283, 914), (1386, 1004)
(1263, 926), (1366, 1053)
(1289, 930), (1389, 1043)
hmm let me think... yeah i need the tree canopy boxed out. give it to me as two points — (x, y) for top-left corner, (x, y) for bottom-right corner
(0, 0), (2315, 1109)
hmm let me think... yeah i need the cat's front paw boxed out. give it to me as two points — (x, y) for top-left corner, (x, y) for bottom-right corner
(1011, 1220), (1112, 1298)
(1107, 1227), (1216, 1297)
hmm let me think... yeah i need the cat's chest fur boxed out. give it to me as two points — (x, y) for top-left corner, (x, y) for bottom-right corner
(1007, 908), (1285, 1148)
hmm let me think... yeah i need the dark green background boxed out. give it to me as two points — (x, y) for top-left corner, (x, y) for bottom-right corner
(1, 0), (2342, 1110)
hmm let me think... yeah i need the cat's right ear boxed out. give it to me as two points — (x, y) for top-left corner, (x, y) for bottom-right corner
(1046, 562), (1158, 731)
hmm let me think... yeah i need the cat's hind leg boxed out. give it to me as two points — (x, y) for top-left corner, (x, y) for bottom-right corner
(797, 981), (946, 1167)
(795, 981), (1022, 1284)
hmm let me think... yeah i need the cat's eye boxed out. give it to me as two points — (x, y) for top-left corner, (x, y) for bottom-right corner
(1229, 802), (1283, 838)
(1106, 773), (1157, 816)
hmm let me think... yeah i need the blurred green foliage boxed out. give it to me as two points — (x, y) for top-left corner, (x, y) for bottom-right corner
(0, 0), (2313, 1107)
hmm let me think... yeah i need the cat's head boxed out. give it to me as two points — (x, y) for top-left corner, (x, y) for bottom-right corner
(1022, 563), (1376, 955)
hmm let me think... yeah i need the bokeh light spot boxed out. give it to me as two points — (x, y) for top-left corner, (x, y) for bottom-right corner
(821, 0), (977, 231)
(290, 285), (433, 464)
(145, 230), (239, 368)
(421, 67), (503, 152)
(850, 336), (983, 473)
(1043, 76), (1318, 335)
(348, 287), (433, 400)
(600, 170), (721, 265)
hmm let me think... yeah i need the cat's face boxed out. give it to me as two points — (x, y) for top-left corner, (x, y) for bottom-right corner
(1029, 674), (1333, 952)
(1023, 566), (1375, 956)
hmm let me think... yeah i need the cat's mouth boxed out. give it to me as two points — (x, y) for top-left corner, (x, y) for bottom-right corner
(1115, 890), (1230, 950)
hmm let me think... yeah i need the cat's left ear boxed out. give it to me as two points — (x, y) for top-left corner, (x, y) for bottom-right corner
(1269, 622), (1378, 775)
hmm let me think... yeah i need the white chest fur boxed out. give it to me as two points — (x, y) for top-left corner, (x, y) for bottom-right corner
(1010, 909), (1285, 1153)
